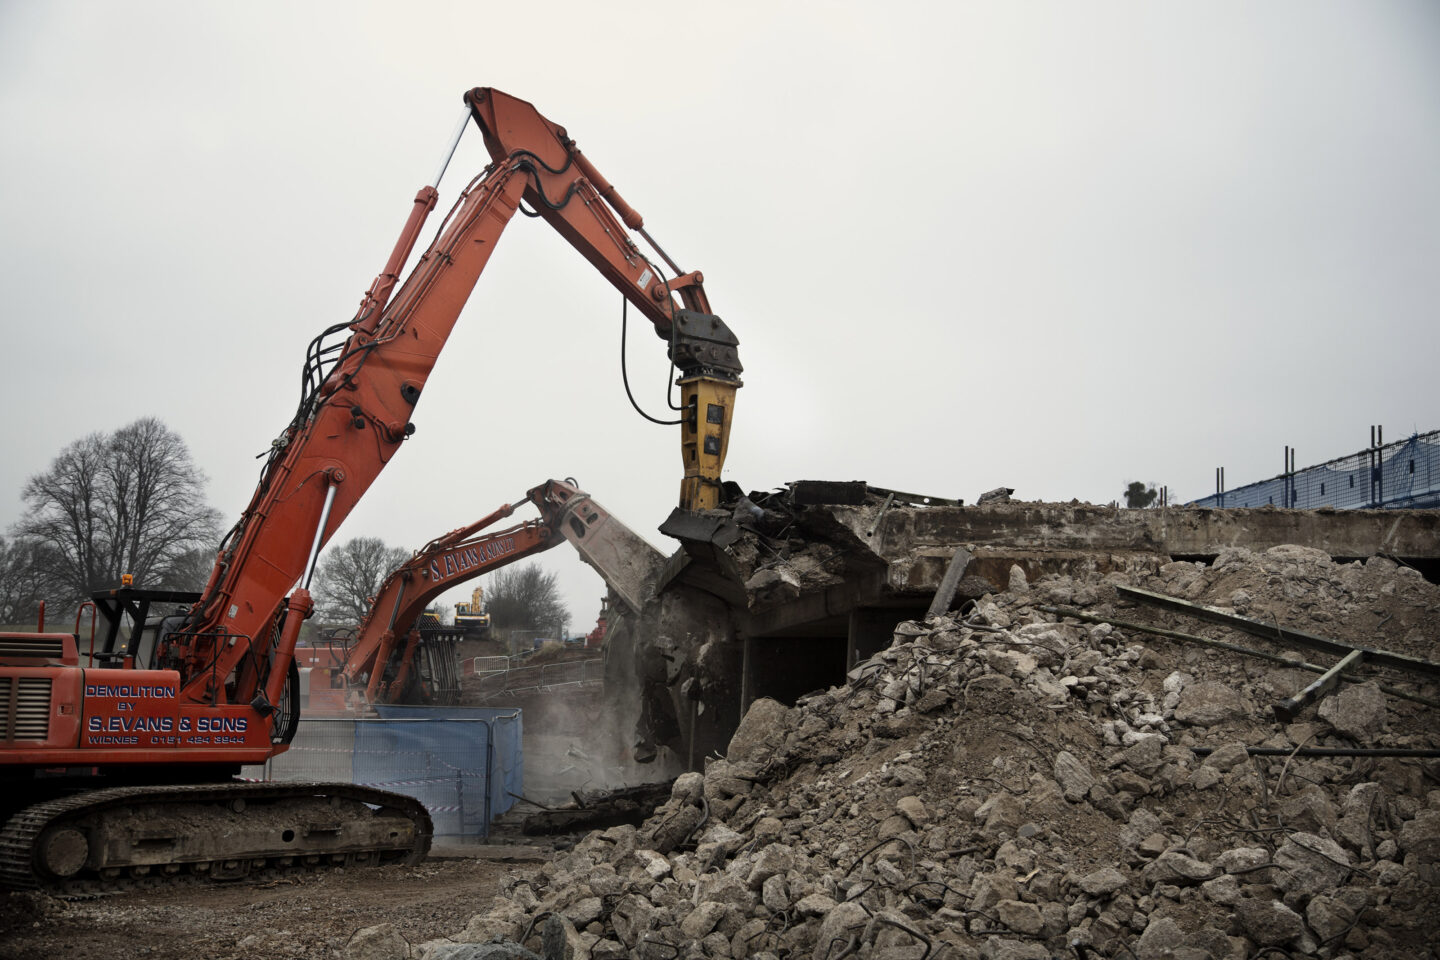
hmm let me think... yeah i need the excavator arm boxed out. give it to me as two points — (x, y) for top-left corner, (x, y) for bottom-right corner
(340, 478), (665, 707)
(166, 88), (740, 717)
(463, 87), (742, 511)
(342, 517), (554, 704)
(342, 480), (572, 703)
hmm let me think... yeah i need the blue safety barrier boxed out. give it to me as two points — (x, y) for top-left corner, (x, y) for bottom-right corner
(248, 707), (523, 838)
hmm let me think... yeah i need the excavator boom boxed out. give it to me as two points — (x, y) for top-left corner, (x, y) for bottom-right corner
(177, 87), (739, 714)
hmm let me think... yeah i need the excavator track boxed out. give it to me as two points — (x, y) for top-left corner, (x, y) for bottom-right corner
(0, 781), (432, 894)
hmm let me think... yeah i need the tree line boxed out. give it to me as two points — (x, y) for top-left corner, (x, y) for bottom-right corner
(2, 417), (569, 638)
(1, 418), (219, 623)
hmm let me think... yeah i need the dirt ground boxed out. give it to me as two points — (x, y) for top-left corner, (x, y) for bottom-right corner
(0, 850), (543, 960)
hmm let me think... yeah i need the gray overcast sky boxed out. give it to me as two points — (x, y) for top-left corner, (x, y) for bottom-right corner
(2, 1), (1438, 630)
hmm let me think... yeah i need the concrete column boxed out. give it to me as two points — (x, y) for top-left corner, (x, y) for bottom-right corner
(847, 607), (896, 667)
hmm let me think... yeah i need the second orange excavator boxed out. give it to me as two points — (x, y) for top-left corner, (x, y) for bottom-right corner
(331, 478), (662, 711)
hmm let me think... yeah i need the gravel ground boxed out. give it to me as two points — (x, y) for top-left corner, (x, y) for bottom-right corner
(0, 851), (543, 960)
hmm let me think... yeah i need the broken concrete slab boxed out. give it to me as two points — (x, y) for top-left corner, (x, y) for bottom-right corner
(607, 483), (1440, 773)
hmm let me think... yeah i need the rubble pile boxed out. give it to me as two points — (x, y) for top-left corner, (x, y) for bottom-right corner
(423, 546), (1438, 960)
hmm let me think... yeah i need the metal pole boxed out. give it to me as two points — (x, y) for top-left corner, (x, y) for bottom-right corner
(1273, 648), (1364, 722)
(482, 718), (494, 837)
(926, 545), (974, 619)
(637, 227), (684, 277)
(301, 481), (340, 590)
(1370, 426), (1377, 506)
(1283, 446), (1290, 508)
(455, 768), (465, 839)
(1038, 604), (1440, 708)
(1370, 423), (1382, 506)
(1115, 585), (1440, 678)
(431, 107), (472, 189)
(385, 579), (408, 631)
(1193, 746), (1440, 759)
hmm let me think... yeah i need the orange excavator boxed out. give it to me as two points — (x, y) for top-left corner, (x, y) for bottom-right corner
(0, 87), (737, 890)
(333, 477), (661, 710)
(295, 487), (565, 716)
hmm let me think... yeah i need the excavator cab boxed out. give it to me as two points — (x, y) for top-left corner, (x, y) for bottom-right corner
(79, 587), (200, 671)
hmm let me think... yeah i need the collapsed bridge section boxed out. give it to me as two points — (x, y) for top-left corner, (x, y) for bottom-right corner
(611, 483), (1440, 766)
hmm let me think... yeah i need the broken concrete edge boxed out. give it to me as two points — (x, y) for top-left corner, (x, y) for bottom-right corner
(621, 490), (1440, 766)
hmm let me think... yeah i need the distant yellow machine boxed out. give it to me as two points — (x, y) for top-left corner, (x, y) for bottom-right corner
(454, 586), (491, 639)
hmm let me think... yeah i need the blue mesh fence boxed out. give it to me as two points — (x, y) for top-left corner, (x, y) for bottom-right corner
(370, 706), (523, 836)
(245, 707), (522, 838)
(1190, 430), (1440, 510)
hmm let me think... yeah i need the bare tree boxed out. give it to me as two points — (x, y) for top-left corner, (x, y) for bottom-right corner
(0, 536), (61, 625)
(17, 418), (222, 604)
(312, 536), (410, 624)
(159, 545), (221, 593)
(484, 563), (570, 639)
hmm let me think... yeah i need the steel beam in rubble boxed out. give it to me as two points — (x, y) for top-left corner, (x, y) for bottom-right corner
(1116, 585), (1440, 679)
